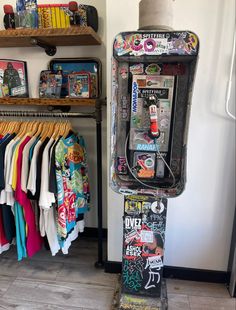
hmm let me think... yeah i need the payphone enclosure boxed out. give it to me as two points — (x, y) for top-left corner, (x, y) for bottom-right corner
(110, 31), (199, 198)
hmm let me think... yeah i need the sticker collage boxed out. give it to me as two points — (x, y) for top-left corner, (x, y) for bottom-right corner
(123, 195), (167, 297)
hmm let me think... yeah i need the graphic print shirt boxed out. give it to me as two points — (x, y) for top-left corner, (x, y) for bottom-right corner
(55, 133), (90, 241)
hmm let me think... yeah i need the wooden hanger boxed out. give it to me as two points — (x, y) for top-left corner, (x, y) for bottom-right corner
(47, 121), (55, 139)
(0, 121), (9, 135)
(38, 121), (46, 141)
(13, 121), (21, 133)
(41, 121), (51, 142)
(34, 122), (43, 138)
(58, 121), (65, 137)
(1, 121), (7, 135)
(17, 121), (29, 139)
(0, 121), (4, 134)
(62, 121), (69, 139)
(27, 121), (37, 136)
(2, 121), (11, 135)
(52, 122), (60, 139)
(30, 121), (39, 136)
(63, 120), (72, 138)
(8, 121), (15, 134)
(7, 121), (16, 134)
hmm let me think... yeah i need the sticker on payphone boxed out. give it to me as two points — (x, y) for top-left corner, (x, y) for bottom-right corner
(133, 152), (155, 179)
(116, 156), (128, 175)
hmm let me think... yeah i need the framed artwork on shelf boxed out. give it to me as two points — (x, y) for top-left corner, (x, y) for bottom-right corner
(49, 58), (102, 98)
(39, 70), (62, 98)
(68, 72), (90, 98)
(0, 59), (29, 98)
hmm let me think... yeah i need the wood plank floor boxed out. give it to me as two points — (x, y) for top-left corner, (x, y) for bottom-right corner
(167, 279), (235, 310)
(0, 237), (235, 310)
(0, 237), (117, 310)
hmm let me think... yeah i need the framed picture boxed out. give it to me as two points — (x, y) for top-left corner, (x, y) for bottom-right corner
(39, 70), (62, 98)
(68, 73), (90, 98)
(49, 58), (102, 98)
(0, 59), (29, 97)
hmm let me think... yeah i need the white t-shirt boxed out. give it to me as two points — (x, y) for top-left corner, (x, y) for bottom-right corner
(0, 138), (14, 204)
(38, 138), (60, 256)
(21, 136), (37, 193)
(62, 220), (85, 255)
(41, 207), (60, 256)
(39, 137), (55, 209)
(27, 140), (42, 195)
(5, 138), (20, 208)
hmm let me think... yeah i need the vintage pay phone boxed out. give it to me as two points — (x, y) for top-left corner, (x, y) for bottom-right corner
(110, 30), (199, 307)
(111, 31), (199, 197)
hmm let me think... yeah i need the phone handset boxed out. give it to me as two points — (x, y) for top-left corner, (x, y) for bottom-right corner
(149, 104), (160, 139)
(146, 95), (160, 139)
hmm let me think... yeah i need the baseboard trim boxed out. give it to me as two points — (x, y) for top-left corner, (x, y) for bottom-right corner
(163, 265), (230, 283)
(104, 261), (230, 284)
(104, 261), (122, 274)
(81, 227), (107, 238)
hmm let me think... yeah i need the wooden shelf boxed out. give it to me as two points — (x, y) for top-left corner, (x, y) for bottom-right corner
(0, 97), (97, 107)
(0, 27), (101, 107)
(0, 27), (102, 48)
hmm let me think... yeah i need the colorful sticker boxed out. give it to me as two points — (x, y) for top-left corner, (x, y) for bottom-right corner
(140, 230), (154, 243)
(120, 95), (129, 121)
(129, 34), (143, 52)
(130, 63), (144, 75)
(124, 199), (142, 215)
(114, 34), (131, 56)
(119, 65), (128, 79)
(117, 156), (128, 175)
(145, 64), (161, 75)
(142, 202), (151, 215)
(150, 201), (165, 214)
(114, 31), (199, 57)
(133, 152), (155, 179)
(125, 245), (142, 258)
(125, 216), (142, 230)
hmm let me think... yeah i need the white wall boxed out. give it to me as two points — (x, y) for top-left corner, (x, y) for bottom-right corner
(107, 0), (236, 271)
(106, 0), (139, 263)
(0, 0), (107, 229)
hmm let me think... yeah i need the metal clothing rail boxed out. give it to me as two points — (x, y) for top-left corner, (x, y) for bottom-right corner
(0, 107), (104, 268)
(0, 111), (95, 118)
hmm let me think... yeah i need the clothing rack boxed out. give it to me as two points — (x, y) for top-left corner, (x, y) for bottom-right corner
(0, 104), (104, 268)
(0, 111), (95, 118)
